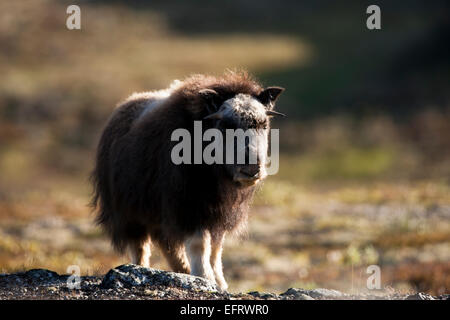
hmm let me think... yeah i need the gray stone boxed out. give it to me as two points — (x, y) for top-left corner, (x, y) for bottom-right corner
(101, 264), (218, 292)
(247, 291), (279, 299)
(405, 292), (435, 300)
(282, 287), (344, 299)
(25, 269), (60, 280)
(307, 288), (345, 298)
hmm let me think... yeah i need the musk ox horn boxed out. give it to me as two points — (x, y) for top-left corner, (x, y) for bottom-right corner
(266, 110), (286, 117)
(204, 110), (225, 120)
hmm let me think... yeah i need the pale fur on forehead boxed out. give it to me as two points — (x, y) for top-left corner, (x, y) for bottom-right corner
(221, 94), (267, 123)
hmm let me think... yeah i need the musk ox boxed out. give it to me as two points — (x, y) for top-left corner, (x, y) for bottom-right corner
(91, 71), (284, 290)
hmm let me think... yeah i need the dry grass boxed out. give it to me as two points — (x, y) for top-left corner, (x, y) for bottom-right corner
(0, 177), (449, 295)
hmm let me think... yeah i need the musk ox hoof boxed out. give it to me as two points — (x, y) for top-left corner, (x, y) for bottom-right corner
(217, 280), (228, 292)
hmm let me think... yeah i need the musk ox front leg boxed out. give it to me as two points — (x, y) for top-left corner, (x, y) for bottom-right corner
(210, 231), (228, 290)
(129, 236), (152, 268)
(186, 230), (216, 284)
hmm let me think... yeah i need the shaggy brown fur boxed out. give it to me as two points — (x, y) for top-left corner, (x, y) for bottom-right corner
(91, 71), (283, 287)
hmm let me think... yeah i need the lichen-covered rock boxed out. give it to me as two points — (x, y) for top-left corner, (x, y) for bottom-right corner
(405, 293), (436, 300)
(101, 264), (219, 292)
(0, 269), (65, 288)
(0, 266), (448, 300)
(25, 269), (61, 282)
(247, 291), (280, 299)
(282, 288), (345, 299)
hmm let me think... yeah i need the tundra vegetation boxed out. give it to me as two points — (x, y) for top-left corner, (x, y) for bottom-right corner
(0, 0), (448, 296)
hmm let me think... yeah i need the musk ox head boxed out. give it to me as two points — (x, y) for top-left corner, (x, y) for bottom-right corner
(200, 87), (285, 187)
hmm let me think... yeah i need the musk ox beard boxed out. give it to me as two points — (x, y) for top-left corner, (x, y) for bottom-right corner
(91, 71), (284, 290)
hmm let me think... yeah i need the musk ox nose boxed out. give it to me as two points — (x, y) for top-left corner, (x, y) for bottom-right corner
(239, 165), (260, 178)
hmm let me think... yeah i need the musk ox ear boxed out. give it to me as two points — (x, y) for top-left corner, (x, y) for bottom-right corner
(199, 88), (221, 114)
(258, 86), (285, 109)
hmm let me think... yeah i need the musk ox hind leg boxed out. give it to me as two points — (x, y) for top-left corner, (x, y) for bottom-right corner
(186, 230), (216, 284)
(210, 231), (228, 291)
(157, 239), (191, 274)
(128, 236), (152, 268)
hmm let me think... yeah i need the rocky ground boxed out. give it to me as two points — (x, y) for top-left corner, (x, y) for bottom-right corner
(2, 187), (449, 295)
(0, 264), (447, 300)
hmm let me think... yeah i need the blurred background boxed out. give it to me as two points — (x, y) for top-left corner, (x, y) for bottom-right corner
(0, 0), (449, 295)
